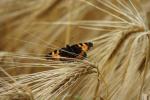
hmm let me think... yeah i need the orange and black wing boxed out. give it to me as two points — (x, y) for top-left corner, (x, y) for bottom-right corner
(45, 42), (93, 60)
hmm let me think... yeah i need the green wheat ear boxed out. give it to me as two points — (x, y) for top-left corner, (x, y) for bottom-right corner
(74, 95), (82, 100)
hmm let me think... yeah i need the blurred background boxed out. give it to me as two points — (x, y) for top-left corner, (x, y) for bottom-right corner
(0, 0), (150, 54)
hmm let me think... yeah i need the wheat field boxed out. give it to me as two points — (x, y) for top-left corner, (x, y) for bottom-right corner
(0, 0), (150, 100)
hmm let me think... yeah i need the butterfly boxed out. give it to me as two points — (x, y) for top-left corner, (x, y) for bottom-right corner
(45, 42), (93, 61)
